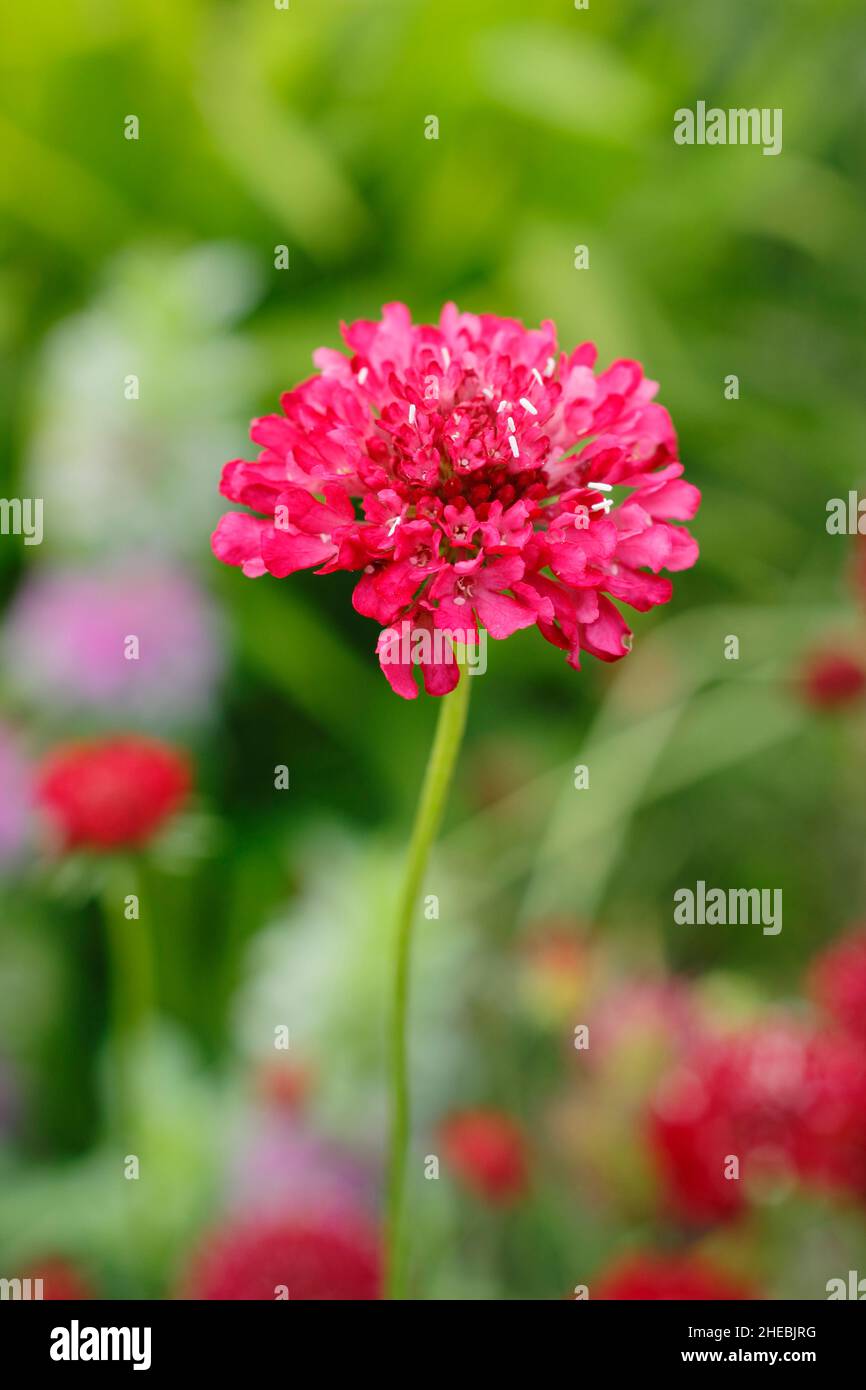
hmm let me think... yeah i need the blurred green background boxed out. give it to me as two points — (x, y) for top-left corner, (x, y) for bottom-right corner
(1, 0), (866, 1299)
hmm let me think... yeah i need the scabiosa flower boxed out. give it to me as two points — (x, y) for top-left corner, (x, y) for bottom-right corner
(212, 303), (699, 697)
(809, 927), (866, 1044)
(593, 1252), (754, 1301)
(3, 564), (223, 729)
(181, 1213), (381, 1300)
(439, 1108), (529, 1204)
(35, 735), (190, 852)
(648, 1022), (866, 1224)
(796, 647), (866, 709)
(0, 723), (33, 869)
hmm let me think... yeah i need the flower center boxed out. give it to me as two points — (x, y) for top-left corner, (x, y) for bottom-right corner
(452, 577), (474, 605)
(374, 382), (550, 515)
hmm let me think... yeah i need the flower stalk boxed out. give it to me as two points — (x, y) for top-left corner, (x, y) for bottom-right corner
(385, 664), (472, 1298)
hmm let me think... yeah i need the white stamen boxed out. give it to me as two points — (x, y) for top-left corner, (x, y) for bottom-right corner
(590, 499), (613, 512)
(408, 403), (416, 425)
(442, 346), (451, 367)
(387, 516), (401, 536)
(587, 481), (612, 491)
(497, 399), (510, 413)
(507, 416), (516, 433)
(544, 356), (556, 376)
(482, 386), (494, 399)
(508, 435), (520, 459)
(531, 367), (544, 387)
(519, 397), (538, 415)
(357, 367), (368, 385)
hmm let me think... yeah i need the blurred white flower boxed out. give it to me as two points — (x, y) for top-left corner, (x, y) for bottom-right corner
(26, 242), (263, 561)
(233, 829), (480, 1142)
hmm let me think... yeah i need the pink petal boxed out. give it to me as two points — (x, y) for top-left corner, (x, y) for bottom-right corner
(638, 478), (701, 522)
(211, 513), (267, 577)
(261, 529), (336, 579)
(474, 587), (539, 640)
(662, 525), (700, 571)
(580, 597), (632, 662)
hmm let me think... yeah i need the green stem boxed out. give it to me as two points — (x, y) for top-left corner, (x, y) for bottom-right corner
(100, 862), (155, 1142)
(385, 665), (472, 1299)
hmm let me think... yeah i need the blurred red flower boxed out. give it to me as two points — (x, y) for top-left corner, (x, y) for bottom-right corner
(35, 736), (190, 852)
(797, 648), (866, 709)
(517, 926), (590, 1027)
(593, 1252), (754, 1300)
(440, 1108), (529, 1204)
(255, 1059), (315, 1112)
(649, 1022), (866, 1223)
(809, 927), (866, 1045)
(181, 1213), (381, 1300)
(24, 1257), (93, 1299)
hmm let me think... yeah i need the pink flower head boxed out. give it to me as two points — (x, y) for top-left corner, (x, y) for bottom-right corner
(3, 563), (223, 730)
(213, 304), (699, 697)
